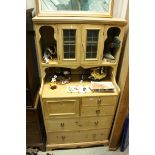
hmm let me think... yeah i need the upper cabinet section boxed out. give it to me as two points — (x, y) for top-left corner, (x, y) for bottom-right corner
(34, 23), (125, 69)
(35, 0), (114, 17)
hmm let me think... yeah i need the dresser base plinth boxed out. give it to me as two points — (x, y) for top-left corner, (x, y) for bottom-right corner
(46, 140), (109, 151)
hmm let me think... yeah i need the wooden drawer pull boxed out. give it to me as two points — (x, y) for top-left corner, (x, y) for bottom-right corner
(96, 109), (100, 114)
(60, 123), (64, 127)
(62, 136), (66, 140)
(94, 121), (99, 125)
(97, 99), (101, 105)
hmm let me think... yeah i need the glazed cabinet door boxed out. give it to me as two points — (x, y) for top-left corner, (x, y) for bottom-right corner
(81, 25), (104, 65)
(58, 24), (81, 66)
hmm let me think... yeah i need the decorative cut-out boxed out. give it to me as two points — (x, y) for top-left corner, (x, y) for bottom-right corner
(103, 27), (121, 61)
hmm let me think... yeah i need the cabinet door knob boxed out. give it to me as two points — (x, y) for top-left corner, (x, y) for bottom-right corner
(96, 109), (100, 114)
(94, 121), (99, 125)
(60, 123), (64, 127)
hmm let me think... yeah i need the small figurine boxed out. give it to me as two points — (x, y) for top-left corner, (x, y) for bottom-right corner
(104, 36), (121, 60)
(43, 45), (56, 63)
(49, 68), (71, 86)
(88, 67), (107, 81)
(50, 75), (57, 90)
(62, 70), (71, 84)
(54, 68), (71, 85)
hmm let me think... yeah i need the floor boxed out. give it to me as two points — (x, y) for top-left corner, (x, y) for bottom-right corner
(38, 146), (129, 155)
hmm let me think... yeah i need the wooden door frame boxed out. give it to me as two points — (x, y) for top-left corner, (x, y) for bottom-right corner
(109, 30), (129, 150)
(109, 2), (129, 150)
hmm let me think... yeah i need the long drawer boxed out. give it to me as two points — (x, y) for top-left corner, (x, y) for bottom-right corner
(81, 105), (116, 117)
(47, 129), (110, 144)
(46, 116), (113, 132)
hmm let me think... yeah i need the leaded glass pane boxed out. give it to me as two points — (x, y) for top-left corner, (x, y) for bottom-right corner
(63, 29), (76, 59)
(86, 30), (99, 59)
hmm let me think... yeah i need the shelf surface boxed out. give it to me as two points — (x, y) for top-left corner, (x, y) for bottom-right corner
(33, 17), (127, 25)
(42, 61), (59, 66)
(41, 59), (117, 68)
(102, 58), (117, 66)
(41, 81), (119, 98)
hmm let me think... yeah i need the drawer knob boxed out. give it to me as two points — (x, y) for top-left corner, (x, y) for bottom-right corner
(97, 99), (101, 105)
(96, 109), (100, 114)
(94, 121), (99, 125)
(60, 123), (64, 127)
(62, 136), (66, 140)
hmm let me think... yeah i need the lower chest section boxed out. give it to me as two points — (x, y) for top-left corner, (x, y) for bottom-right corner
(41, 96), (118, 148)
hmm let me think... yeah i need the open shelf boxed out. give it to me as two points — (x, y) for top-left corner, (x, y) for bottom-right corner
(39, 26), (58, 64)
(103, 27), (121, 61)
(42, 80), (118, 98)
(102, 58), (117, 66)
(40, 66), (119, 98)
(41, 59), (59, 66)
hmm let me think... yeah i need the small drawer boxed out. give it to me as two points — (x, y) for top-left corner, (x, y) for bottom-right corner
(47, 129), (110, 144)
(81, 105), (116, 117)
(46, 118), (79, 132)
(82, 96), (117, 107)
(43, 98), (79, 118)
(79, 116), (113, 130)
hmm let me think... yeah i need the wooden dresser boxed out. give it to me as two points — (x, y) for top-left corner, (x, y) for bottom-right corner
(32, 17), (127, 150)
(32, 1), (127, 150)
(42, 94), (119, 149)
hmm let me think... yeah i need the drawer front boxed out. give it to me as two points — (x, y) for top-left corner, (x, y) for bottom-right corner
(46, 118), (79, 132)
(46, 116), (113, 132)
(47, 129), (109, 144)
(82, 96), (117, 107)
(43, 98), (79, 118)
(79, 116), (113, 130)
(81, 105), (116, 117)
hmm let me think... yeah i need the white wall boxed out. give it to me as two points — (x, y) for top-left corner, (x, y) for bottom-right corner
(113, 0), (128, 19)
(26, 0), (35, 10)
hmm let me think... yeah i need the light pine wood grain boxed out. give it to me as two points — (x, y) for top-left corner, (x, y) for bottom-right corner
(33, 16), (127, 150)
